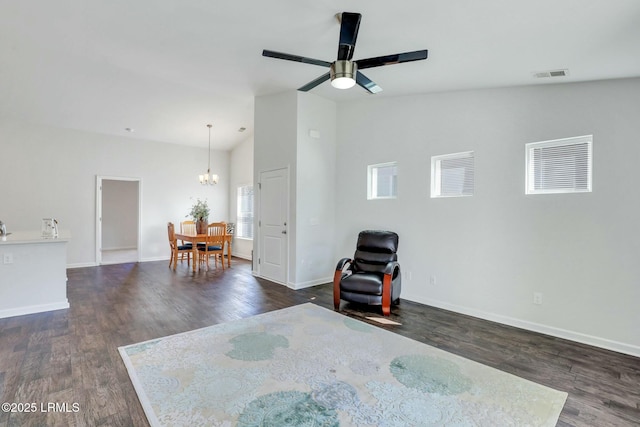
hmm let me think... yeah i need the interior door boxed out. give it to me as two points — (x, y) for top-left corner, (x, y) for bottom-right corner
(259, 168), (288, 284)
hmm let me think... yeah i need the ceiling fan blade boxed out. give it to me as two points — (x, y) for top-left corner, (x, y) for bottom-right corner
(356, 72), (382, 94)
(262, 50), (331, 68)
(298, 72), (331, 92)
(356, 49), (428, 70)
(337, 12), (361, 61)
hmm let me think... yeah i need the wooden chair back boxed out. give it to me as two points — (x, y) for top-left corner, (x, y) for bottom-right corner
(181, 220), (196, 235)
(198, 222), (226, 270)
(167, 222), (192, 269)
(167, 222), (177, 247)
(206, 222), (227, 245)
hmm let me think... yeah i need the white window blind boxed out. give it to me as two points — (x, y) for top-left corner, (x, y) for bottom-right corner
(368, 162), (398, 199)
(236, 185), (254, 239)
(526, 135), (592, 194)
(431, 151), (474, 198)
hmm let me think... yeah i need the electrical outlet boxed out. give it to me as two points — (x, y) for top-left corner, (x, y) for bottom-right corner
(407, 271), (412, 281)
(3, 253), (13, 264)
(430, 275), (436, 286)
(533, 292), (543, 305)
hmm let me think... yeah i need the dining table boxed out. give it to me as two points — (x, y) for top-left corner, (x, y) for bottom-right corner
(175, 232), (233, 272)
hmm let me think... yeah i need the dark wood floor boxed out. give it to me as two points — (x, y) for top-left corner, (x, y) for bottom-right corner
(1, 259), (638, 426)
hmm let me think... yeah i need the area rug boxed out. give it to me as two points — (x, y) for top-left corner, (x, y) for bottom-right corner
(118, 303), (567, 426)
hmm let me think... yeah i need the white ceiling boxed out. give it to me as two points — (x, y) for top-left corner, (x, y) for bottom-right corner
(1, 1), (640, 151)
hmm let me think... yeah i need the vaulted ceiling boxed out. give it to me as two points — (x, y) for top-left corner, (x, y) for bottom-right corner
(1, 1), (639, 150)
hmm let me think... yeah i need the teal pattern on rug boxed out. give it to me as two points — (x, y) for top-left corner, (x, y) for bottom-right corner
(119, 303), (568, 426)
(237, 390), (339, 427)
(227, 331), (289, 361)
(390, 354), (472, 395)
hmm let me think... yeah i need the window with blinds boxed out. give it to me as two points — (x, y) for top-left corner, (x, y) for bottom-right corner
(367, 162), (398, 200)
(236, 185), (254, 239)
(526, 135), (592, 195)
(431, 151), (475, 198)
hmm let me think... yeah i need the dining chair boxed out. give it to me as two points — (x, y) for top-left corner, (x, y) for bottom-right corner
(179, 220), (196, 262)
(167, 222), (192, 270)
(198, 222), (226, 271)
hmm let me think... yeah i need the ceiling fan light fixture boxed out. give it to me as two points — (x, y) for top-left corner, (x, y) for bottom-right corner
(330, 60), (357, 89)
(262, 12), (428, 93)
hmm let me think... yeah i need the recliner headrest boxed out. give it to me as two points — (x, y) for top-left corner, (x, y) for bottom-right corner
(356, 230), (399, 254)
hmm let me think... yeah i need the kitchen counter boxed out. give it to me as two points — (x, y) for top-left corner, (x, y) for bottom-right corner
(0, 230), (71, 245)
(0, 230), (70, 319)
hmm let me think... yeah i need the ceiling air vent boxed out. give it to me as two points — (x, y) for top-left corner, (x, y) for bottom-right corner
(533, 69), (569, 79)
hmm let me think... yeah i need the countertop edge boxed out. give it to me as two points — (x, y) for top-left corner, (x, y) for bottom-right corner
(0, 231), (71, 245)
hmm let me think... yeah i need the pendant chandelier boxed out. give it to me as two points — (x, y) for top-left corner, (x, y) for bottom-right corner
(199, 123), (219, 185)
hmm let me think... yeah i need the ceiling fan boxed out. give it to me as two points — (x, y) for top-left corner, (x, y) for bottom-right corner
(262, 12), (428, 94)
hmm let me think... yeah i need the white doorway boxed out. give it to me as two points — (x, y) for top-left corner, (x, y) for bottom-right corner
(96, 176), (141, 265)
(258, 168), (289, 284)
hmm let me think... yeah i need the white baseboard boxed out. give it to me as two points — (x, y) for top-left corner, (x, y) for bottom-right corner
(0, 301), (70, 320)
(68, 258), (164, 269)
(289, 276), (333, 290)
(140, 256), (170, 263)
(68, 255), (251, 269)
(67, 262), (98, 269)
(418, 297), (640, 358)
(101, 246), (137, 251)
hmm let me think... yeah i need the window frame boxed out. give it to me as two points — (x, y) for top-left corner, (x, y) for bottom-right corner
(525, 135), (593, 195)
(367, 161), (398, 200)
(236, 184), (254, 240)
(430, 150), (475, 198)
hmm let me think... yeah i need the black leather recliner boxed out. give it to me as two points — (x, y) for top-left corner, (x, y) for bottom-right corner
(333, 230), (401, 316)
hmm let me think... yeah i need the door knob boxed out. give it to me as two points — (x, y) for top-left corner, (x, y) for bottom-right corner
(281, 230), (287, 234)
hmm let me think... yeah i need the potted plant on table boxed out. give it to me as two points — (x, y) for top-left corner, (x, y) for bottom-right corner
(187, 198), (210, 234)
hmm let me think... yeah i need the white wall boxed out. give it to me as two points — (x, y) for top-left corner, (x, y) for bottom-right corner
(334, 77), (640, 356)
(254, 91), (298, 278)
(253, 91), (337, 288)
(229, 135), (254, 260)
(295, 93), (337, 287)
(0, 119), (229, 267)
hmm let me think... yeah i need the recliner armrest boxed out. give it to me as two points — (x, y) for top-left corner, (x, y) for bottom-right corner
(335, 257), (352, 271)
(334, 257), (353, 311)
(383, 261), (401, 279)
